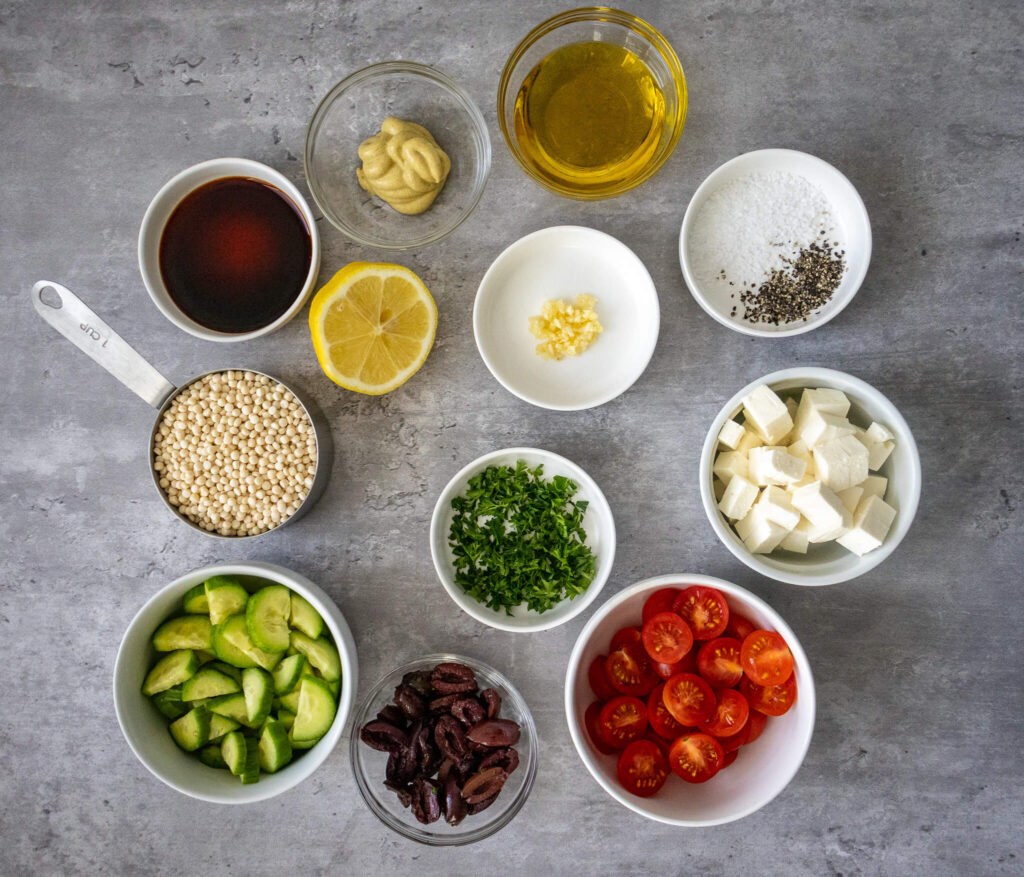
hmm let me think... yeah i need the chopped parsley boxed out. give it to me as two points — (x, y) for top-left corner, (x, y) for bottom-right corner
(448, 461), (598, 615)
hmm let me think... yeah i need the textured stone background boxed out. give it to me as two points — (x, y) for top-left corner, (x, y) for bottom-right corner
(1, 1), (1022, 874)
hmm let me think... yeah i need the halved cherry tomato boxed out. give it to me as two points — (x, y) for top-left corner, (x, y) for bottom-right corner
(588, 655), (618, 701)
(719, 722), (749, 753)
(745, 709), (767, 744)
(725, 610), (757, 642)
(653, 649), (697, 680)
(584, 702), (618, 755)
(723, 749), (739, 768)
(662, 672), (716, 726)
(606, 643), (659, 697)
(672, 586), (729, 640)
(598, 696), (648, 748)
(641, 587), (680, 624)
(610, 626), (642, 651)
(698, 688), (750, 738)
(617, 739), (670, 797)
(669, 732), (725, 783)
(741, 630), (795, 685)
(696, 637), (744, 687)
(642, 731), (671, 759)
(647, 682), (688, 740)
(641, 611), (694, 665)
(741, 674), (797, 717)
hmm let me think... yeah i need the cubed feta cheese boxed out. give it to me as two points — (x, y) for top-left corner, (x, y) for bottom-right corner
(736, 429), (764, 452)
(837, 485), (864, 512)
(748, 447), (807, 486)
(798, 408), (857, 447)
(713, 451), (748, 484)
(790, 480), (850, 532)
(717, 420), (747, 451)
(867, 440), (894, 471)
(866, 422), (895, 443)
(755, 485), (801, 529)
(860, 474), (888, 500)
(734, 507), (789, 554)
(779, 517), (812, 553)
(718, 475), (759, 520)
(837, 495), (897, 556)
(742, 385), (794, 444)
(807, 517), (852, 543)
(813, 434), (870, 492)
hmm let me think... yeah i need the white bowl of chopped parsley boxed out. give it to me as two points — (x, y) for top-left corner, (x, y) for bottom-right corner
(429, 447), (616, 632)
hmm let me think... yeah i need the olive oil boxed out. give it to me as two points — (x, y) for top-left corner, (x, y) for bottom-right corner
(513, 41), (666, 194)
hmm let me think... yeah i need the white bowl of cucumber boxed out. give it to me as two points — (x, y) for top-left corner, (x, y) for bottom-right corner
(113, 561), (358, 803)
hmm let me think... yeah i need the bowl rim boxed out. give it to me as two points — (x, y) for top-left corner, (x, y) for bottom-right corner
(137, 157), (322, 343)
(497, 6), (687, 200)
(678, 148), (872, 337)
(472, 225), (661, 411)
(428, 446), (616, 632)
(699, 367), (922, 585)
(112, 561), (357, 803)
(564, 573), (816, 826)
(304, 60), (492, 249)
(349, 652), (538, 845)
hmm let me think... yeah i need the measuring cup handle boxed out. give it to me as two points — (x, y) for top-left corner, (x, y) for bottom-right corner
(31, 280), (177, 409)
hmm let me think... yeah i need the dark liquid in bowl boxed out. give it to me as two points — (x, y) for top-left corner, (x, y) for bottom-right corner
(159, 177), (312, 333)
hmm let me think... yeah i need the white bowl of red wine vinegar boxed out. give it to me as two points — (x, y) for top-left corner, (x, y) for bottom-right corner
(138, 157), (321, 342)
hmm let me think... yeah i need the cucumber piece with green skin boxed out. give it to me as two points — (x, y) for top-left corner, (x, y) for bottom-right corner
(239, 743), (260, 784)
(277, 689), (302, 714)
(290, 676), (337, 743)
(208, 713), (241, 741)
(182, 584), (209, 614)
(221, 614), (284, 671)
(207, 661), (243, 683)
(180, 667), (241, 701)
(276, 709), (296, 730)
(272, 654), (306, 695)
(258, 720), (293, 773)
(152, 615), (213, 652)
(221, 730), (248, 776)
(151, 686), (189, 720)
(211, 616), (258, 669)
(195, 650), (217, 664)
(208, 692), (258, 728)
(242, 667), (274, 725)
(198, 744), (228, 769)
(204, 576), (250, 625)
(289, 593), (324, 640)
(246, 585), (292, 653)
(169, 707), (211, 751)
(290, 632), (341, 683)
(142, 649), (199, 696)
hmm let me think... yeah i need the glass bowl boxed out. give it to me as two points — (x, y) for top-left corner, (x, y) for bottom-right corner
(350, 654), (537, 845)
(498, 7), (687, 200)
(305, 62), (491, 249)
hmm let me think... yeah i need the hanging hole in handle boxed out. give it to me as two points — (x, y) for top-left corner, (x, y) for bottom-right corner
(37, 284), (63, 309)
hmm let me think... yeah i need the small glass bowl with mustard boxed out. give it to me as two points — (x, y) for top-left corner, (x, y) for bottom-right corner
(498, 8), (687, 200)
(305, 61), (491, 249)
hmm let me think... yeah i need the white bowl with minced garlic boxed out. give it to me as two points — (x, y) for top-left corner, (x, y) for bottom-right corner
(473, 226), (660, 411)
(699, 368), (920, 586)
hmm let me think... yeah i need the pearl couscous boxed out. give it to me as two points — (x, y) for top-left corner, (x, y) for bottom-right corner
(151, 371), (317, 537)
(528, 294), (603, 361)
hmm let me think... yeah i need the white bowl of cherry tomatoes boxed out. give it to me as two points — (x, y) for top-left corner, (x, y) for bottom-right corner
(564, 574), (815, 826)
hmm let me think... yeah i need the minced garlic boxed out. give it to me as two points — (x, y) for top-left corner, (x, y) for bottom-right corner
(528, 294), (603, 361)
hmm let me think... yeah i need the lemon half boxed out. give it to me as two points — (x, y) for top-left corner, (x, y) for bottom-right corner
(309, 262), (437, 394)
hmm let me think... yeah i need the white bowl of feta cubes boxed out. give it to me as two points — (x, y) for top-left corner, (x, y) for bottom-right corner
(700, 368), (920, 586)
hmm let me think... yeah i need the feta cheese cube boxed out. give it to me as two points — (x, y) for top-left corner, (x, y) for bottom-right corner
(867, 439), (894, 471)
(734, 507), (789, 553)
(798, 408), (857, 447)
(866, 422), (895, 443)
(837, 495), (897, 556)
(713, 451), (748, 484)
(785, 396), (799, 420)
(736, 429), (764, 452)
(837, 485), (864, 512)
(748, 446), (806, 486)
(755, 485), (801, 529)
(742, 385), (794, 444)
(790, 480), (851, 533)
(813, 434), (870, 492)
(718, 475), (759, 520)
(717, 420), (747, 451)
(779, 517), (812, 553)
(808, 517), (852, 543)
(860, 474), (888, 500)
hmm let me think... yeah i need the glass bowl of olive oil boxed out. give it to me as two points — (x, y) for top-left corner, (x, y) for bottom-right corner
(498, 8), (687, 200)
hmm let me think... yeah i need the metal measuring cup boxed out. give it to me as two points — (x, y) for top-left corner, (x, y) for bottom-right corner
(31, 280), (333, 538)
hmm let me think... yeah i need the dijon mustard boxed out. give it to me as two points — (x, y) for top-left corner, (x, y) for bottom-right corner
(355, 117), (451, 215)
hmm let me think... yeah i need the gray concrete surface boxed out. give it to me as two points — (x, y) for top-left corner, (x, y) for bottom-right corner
(2, 1), (1022, 874)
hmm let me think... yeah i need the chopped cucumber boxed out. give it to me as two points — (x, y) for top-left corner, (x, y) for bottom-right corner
(290, 676), (336, 744)
(152, 615), (213, 652)
(325, 678), (341, 699)
(277, 689), (302, 714)
(221, 614), (283, 671)
(246, 585), (292, 652)
(276, 709), (296, 730)
(290, 632), (341, 682)
(151, 686), (189, 720)
(142, 649), (199, 696)
(195, 650), (217, 664)
(208, 713), (241, 741)
(221, 730), (248, 776)
(211, 616), (258, 669)
(258, 721), (293, 773)
(204, 575), (250, 625)
(289, 593), (324, 640)
(198, 744), (227, 769)
(242, 667), (274, 725)
(180, 667), (240, 701)
(272, 654), (306, 695)
(169, 707), (211, 751)
(208, 692), (258, 728)
(182, 583), (209, 614)
(239, 743), (260, 785)
(207, 661), (243, 684)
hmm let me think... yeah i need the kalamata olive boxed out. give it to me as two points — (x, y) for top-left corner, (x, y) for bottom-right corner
(434, 714), (468, 762)
(437, 758), (453, 783)
(376, 704), (407, 729)
(479, 747), (519, 776)
(431, 662), (477, 694)
(384, 779), (413, 808)
(480, 688), (502, 719)
(411, 777), (441, 825)
(429, 693), (460, 713)
(402, 670), (434, 696)
(451, 696), (487, 727)
(412, 721), (439, 774)
(393, 683), (427, 719)
(466, 719), (521, 748)
(443, 773), (467, 826)
(461, 767), (508, 804)
(386, 746), (418, 786)
(360, 720), (409, 753)
(452, 755), (478, 785)
(467, 792), (499, 815)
